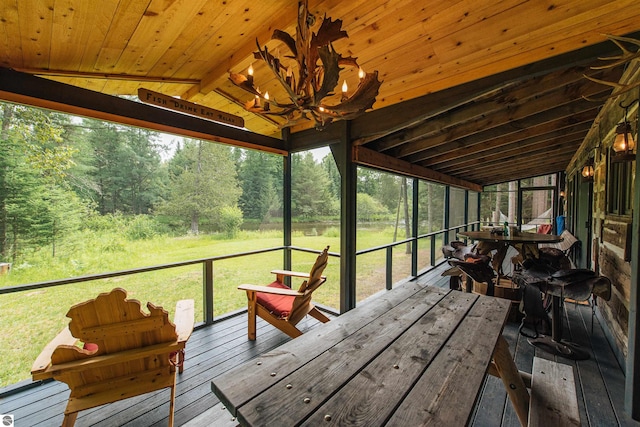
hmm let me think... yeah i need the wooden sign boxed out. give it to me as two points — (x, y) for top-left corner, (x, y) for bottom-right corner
(138, 88), (244, 128)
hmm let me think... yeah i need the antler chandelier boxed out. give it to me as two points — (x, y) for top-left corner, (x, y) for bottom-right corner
(583, 34), (640, 102)
(229, 0), (382, 129)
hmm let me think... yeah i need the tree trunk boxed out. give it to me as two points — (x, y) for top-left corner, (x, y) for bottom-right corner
(403, 178), (411, 254)
(427, 182), (433, 232)
(191, 213), (199, 234)
(393, 181), (402, 242)
(493, 183), (502, 224)
(191, 141), (203, 234)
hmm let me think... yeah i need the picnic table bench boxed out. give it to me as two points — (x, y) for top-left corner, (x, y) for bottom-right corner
(212, 282), (578, 426)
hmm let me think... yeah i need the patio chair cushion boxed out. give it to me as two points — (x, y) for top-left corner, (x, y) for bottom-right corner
(537, 224), (553, 234)
(257, 281), (294, 318)
(83, 342), (99, 352)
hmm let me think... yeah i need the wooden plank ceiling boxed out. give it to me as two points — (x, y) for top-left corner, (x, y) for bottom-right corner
(1, 0), (640, 188)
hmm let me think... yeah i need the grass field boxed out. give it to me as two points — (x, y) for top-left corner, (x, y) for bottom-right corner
(0, 227), (442, 388)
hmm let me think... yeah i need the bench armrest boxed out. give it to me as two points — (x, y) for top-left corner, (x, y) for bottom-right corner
(271, 269), (311, 279)
(174, 299), (195, 343)
(270, 269), (327, 282)
(238, 284), (302, 296)
(31, 326), (77, 378)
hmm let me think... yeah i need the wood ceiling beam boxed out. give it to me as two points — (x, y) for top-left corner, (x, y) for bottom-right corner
(12, 68), (201, 84)
(423, 115), (597, 170)
(353, 146), (482, 192)
(437, 129), (591, 176)
(444, 155), (578, 184)
(471, 163), (570, 186)
(345, 37), (628, 147)
(462, 145), (579, 184)
(434, 112), (596, 169)
(476, 163), (568, 187)
(0, 67), (286, 155)
(403, 89), (610, 164)
(470, 164), (567, 187)
(445, 135), (586, 178)
(367, 66), (598, 153)
(397, 77), (615, 162)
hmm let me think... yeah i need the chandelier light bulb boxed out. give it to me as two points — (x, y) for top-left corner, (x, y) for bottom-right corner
(263, 91), (270, 111)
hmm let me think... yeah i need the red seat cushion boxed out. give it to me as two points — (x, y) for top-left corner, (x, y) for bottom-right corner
(538, 224), (552, 234)
(83, 342), (99, 352)
(257, 281), (294, 318)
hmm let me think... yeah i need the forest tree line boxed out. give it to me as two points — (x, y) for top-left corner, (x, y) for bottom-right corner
(1, 102), (447, 264)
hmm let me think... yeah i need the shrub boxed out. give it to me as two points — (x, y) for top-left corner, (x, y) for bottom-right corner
(323, 226), (340, 237)
(219, 205), (243, 238)
(125, 215), (164, 240)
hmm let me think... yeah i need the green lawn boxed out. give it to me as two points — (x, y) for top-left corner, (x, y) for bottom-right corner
(0, 228), (442, 387)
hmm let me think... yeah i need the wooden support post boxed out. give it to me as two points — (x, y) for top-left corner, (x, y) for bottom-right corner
(331, 120), (357, 313)
(282, 140), (293, 286)
(386, 247), (393, 290)
(203, 260), (214, 325)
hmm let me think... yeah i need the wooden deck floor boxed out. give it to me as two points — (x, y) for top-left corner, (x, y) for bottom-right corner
(2, 264), (639, 426)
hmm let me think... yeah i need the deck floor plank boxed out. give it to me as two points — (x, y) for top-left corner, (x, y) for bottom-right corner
(2, 264), (639, 427)
(565, 302), (619, 426)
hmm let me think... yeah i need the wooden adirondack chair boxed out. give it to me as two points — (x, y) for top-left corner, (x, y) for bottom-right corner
(239, 246), (331, 340)
(31, 288), (194, 427)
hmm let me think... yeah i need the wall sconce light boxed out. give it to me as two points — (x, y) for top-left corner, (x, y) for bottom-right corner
(612, 101), (636, 162)
(581, 160), (594, 181)
(559, 190), (566, 198)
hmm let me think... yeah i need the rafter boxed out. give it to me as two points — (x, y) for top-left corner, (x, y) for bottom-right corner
(13, 68), (200, 84)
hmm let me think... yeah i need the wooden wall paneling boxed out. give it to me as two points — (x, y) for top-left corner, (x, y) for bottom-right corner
(625, 86), (640, 419)
(600, 243), (632, 310)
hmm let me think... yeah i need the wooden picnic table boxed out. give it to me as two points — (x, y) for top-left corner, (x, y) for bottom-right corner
(211, 283), (532, 426)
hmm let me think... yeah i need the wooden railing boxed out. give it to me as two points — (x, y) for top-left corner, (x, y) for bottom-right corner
(356, 222), (480, 290)
(0, 222), (479, 398)
(0, 222), (479, 322)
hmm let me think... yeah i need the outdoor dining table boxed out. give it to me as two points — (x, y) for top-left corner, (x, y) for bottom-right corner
(211, 283), (532, 426)
(459, 231), (590, 360)
(457, 230), (563, 260)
